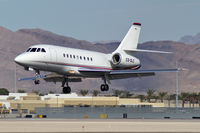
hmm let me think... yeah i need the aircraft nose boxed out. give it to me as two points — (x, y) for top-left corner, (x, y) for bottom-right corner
(14, 54), (25, 64)
(14, 55), (21, 64)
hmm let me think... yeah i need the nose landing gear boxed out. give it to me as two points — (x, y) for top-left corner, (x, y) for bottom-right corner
(34, 70), (40, 85)
(34, 80), (40, 85)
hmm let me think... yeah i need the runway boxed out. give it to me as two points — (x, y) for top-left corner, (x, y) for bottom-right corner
(0, 119), (200, 132)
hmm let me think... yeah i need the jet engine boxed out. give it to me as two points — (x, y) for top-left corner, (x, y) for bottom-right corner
(111, 53), (140, 68)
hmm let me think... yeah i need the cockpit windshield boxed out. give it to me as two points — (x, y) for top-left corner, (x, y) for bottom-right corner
(36, 48), (41, 52)
(30, 48), (37, 52)
(26, 48), (31, 52)
(26, 48), (46, 53)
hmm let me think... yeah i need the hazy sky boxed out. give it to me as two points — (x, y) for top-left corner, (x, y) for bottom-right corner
(0, 0), (199, 43)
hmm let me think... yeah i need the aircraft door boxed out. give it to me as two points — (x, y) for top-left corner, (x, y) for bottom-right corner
(49, 48), (57, 62)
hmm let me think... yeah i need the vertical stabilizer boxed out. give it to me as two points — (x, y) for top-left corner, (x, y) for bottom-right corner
(114, 22), (141, 53)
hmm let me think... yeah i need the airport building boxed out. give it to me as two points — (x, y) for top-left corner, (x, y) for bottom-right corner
(0, 93), (166, 114)
(0, 92), (199, 116)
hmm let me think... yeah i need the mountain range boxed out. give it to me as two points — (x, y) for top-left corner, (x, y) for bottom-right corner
(179, 32), (200, 45)
(0, 26), (199, 94)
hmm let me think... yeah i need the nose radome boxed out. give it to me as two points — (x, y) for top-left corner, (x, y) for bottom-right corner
(14, 55), (24, 64)
(14, 56), (20, 63)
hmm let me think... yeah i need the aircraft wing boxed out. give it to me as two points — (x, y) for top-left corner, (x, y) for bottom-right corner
(18, 73), (82, 83)
(109, 69), (177, 79)
(19, 68), (178, 83)
(18, 74), (48, 81)
(79, 68), (178, 80)
(43, 73), (82, 82)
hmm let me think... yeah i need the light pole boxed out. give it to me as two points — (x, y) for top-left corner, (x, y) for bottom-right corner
(14, 64), (17, 93)
(56, 94), (59, 108)
(176, 61), (179, 108)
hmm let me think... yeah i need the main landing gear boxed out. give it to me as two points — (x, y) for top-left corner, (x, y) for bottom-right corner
(63, 86), (71, 94)
(100, 76), (109, 91)
(34, 70), (40, 85)
(100, 84), (109, 91)
(62, 77), (71, 94)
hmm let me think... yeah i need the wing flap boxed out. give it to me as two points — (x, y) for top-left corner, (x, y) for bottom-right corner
(44, 76), (82, 82)
(43, 73), (82, 82)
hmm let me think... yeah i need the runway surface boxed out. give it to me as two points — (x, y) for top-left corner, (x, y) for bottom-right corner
(0, 119), (200, 132)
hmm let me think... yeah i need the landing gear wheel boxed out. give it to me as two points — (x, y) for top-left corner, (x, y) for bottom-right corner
(63, 86), (71, 94)
(34, 80), (40, 85)
(104, 84), (109, 91)
(100, 84), (105, 91)
(100, 84), (109, 91)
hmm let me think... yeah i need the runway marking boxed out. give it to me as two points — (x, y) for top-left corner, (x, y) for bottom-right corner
(0, 119), (200, 132)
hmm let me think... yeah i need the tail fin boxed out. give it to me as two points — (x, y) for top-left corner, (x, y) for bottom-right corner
(113, 22), (172, 54)
(114, 22), (141, 53)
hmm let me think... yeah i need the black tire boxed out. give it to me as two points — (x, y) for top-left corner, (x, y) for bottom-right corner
(105, 84), (109, 91)
(63, 87), (66, 93)
(66, 86), (71, 94)
(63, 86), (71, 94)
(100, 84), (105, 91)
(34, 80), (40, 85)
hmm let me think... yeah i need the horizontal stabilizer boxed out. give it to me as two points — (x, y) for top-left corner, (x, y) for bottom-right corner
(124, 49), (172, 54)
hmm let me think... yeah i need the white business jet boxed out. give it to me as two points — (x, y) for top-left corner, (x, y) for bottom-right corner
(14, 22), (177, 94)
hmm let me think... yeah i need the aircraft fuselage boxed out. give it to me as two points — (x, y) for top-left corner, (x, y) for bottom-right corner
(15, 44), (141, 78)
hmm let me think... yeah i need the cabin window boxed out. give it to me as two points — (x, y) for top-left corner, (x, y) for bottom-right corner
(41, 48), (46, 52)
(30, 48), (37, 52)
(73, 55), (75, 59)
(87, 57), (89, 61)
(77, 55), (79, 59)
(90, 57), (93, 61)
(37, 48), (41, 52)
(66, 54), (69, 58)
(83, 57), (86, 60)
(80, 56), (82, 60)
(63, 53), (65, 57)
(26, 48), (31, 52)
(70, 55), (72, 58)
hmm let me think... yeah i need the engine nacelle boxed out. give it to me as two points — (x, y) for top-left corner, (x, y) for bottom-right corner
(24, 66), (34, 71)
(111, 53), (140, 69)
